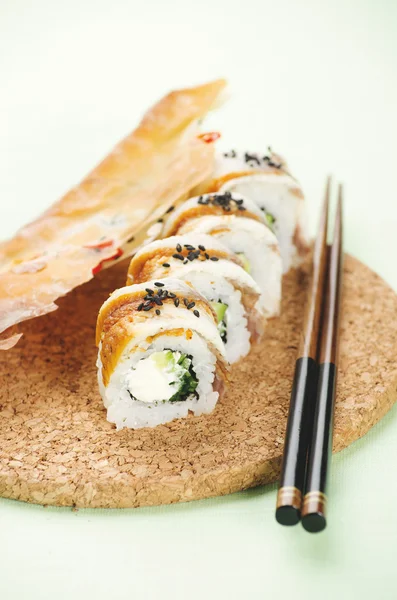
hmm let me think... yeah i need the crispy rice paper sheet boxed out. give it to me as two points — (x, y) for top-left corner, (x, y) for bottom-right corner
(0, 79), (226, 349)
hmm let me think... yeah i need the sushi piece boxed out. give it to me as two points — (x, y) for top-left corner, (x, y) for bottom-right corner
(96, 279), (228, 429)
(199, 149), (310, 272)
(162, 192), (282, 317)
(127, 234), (264, 364)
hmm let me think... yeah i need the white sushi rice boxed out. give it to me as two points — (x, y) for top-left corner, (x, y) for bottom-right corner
(179, 216), (282, 317)
(219, 173), (309, 273)
(98, 331), (219, 429)
(176, 270), (251, 364)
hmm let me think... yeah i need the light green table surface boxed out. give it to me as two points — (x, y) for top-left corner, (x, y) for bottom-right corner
(1, 1), (396, 598)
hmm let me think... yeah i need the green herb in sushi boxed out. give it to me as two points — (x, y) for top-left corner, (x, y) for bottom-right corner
(261, 210), (276, 233)
(210, 301), (228, 344)
(236, 253), (251, 274)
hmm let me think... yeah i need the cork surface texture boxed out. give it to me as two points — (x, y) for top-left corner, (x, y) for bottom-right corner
(1, 254), (396, 508)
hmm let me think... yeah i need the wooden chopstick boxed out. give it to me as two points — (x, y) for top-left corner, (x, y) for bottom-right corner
(275, 179), (330, 526)
(301, 184), (344, 533)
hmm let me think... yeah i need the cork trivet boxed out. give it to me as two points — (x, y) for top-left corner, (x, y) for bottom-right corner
(0, 255), (396, 508)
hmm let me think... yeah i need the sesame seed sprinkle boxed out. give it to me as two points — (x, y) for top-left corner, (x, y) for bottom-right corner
(187, 301), (195, 310)
(193, 310), (200, 318)
(173, 253), (184, 261)
(154, 282), (164, 287)
(210, 256), (219, 261)
(174, 298), (180, 307)
(162, 263), (170, 267)
(137, 303), (144, 311)
(176, 243), (182, 252)
(155, 309), (161, 315)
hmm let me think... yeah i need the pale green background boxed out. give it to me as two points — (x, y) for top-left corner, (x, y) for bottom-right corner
(1, 0), (397, 598)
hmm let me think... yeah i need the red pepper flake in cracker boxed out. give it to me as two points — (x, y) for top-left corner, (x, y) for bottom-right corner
(84, 239), (114, 251)
(92, 248), (124, 275)
(198, 132), (221, 144)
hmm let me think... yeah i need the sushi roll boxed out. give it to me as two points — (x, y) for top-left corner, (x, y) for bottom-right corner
(96, 278), (228, 429)
(126, 234), (264, 364)
(162, 192), (282, 317)
(199, 149), (310, 272)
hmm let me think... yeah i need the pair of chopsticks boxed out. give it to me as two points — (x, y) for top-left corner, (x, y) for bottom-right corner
(275, 178), (343, 533)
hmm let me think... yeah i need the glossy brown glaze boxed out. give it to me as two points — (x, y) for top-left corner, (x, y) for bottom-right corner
(319, 188), (343, 365)
(298, 178), (330, 360)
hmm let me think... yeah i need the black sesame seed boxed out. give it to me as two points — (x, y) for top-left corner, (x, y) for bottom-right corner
(238, 206), (246, 211)
(235, 199), (244, 205)
(184, 244), (195, 250)
(144, 294), (153, 301)
(198, 245), (206, 251)
(157, 218), (164, 223)
(143, 300), (152, 308)
(154, 282), (164, 287)
(145, 288), (154, 295)
(210, 256), (219, 261)
(153, 297), (163, 306)
(173, 253), (184, 260)
(155, 309), (161, 315)
(168, 292), (176, 299)
(187, 301), (195, 309)
(165, 205), (175, 214)
(193, 310), (200, 318)
(162, 263), (170, 268)
(204, 253), (210, 259)
(187, 253), (195, 261)
(174, 298), (180, 307)
(143, 305), (152, 311)
(137, 303), (144, 311)
(183, 259), (188, 264)
(244, 152), (261, 166)
(183, 298), (189, 306)
(176, 243), (182, 253)
(127, 235), (135, 244)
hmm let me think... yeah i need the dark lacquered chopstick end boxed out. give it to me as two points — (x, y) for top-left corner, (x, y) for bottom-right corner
(276, 486), (302, 526)
(301, 491), (327, 532)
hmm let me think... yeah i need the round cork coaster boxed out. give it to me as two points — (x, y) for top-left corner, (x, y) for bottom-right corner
(1, 255), (396, 508)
